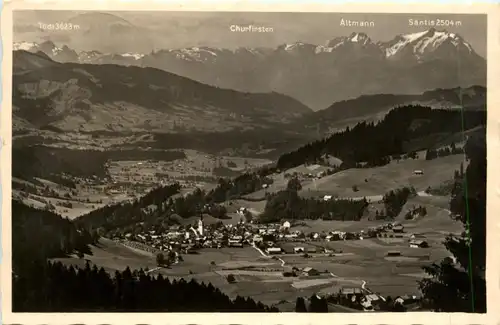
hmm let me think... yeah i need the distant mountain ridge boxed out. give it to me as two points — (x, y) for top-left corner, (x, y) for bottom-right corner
(14, 28), (486, 110)
(12, 50), (311, 133)
(12, 50), (485, 147)
(298, 85), (486, 135)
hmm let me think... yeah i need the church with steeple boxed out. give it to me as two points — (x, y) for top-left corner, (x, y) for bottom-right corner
(197, 215), (204, 237)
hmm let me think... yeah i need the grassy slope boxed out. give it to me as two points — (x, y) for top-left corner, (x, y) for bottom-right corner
(299, 154), (466, 198)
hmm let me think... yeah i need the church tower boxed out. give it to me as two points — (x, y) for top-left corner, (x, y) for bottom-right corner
(197, 217), (204, 236)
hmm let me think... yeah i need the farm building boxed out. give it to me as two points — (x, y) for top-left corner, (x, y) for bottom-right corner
(329, 231), (346, 241)
(409, 233), (426, 240)
(392, 225), (404, 233)
(228, 239), (243, 247)
(266, 247), (283, 255)
(340, 287), (363, 299)
(301, 267), (320, 276)
(253, 234), (263, 243)
(395, 295), (419, 305)
(284, 233), (299, 240)
(294, 246), (305, 253)
(364, 294), (382, 305)
(413, 170), (424, 175)
(386, 250), (402, 257)
(409, 240), (429, 248)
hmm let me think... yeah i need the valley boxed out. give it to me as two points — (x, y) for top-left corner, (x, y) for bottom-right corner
(10, 11), (487, 314)
(13, 109), (479, 309)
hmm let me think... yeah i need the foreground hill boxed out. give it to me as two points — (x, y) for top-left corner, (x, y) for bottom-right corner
(11, 200), (278, 312)
(12, 50), (311, 133)
(277, 105), (486, 170)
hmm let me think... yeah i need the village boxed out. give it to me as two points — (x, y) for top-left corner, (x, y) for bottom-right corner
(111, 206), (435, 312)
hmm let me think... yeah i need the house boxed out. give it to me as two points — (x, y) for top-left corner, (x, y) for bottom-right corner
(340, 287), (363, 299)
(323, 195), (332, 201)
(282, 221), (291, 229)
(253, 234), (263, 243)
(228, 240), (243, 247)
(394, 295), (418, 305)
(284, 233), (298, 241)
(266, 247), (282, 255)
(409, 240), (429, 248)
(330, 231), (346, 240)
(301, 267), (320, 276)
(364, 294), (381, 304)
(294, 246), (305, 253)
(392, 225), (404, 233)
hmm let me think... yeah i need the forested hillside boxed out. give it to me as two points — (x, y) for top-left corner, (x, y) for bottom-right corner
(12, 198), (279, 312)
(277, 106), (486, 170)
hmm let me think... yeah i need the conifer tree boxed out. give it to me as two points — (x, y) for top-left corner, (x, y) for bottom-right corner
(419, 133), (486, 312)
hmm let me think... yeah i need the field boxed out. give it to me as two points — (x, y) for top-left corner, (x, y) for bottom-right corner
(242, 172), (291, 200)
(36, 144), (465, 305)
(12, 177), (131, 219)
(13, 147), (272, 219)
(225, 199), (267, 215)
(53, 193), (461, 306)
(278, 236), (451, 297)
(241, 154), (465, 203)
(52, 238), (158, 273)
(299, 154), (466, 198)
(53, 239), (312, 306)
(53, 237), (426, 305)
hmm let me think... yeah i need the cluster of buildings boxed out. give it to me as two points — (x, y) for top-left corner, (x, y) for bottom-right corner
(330, 287), (421, 311)
(113, 212), (429, 312)
(115, 212), (429, 266)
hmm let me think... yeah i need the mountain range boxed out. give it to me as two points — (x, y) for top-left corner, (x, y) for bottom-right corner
(12, 50), (310, 134)
(12, 49), (486, 139)
(14, 28), (486, 110)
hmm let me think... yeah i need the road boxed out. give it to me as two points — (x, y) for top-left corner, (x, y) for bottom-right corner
(146, 267), (162, 274)
(341, 190), (443, 204)
(250, 243), (286, 266)
(250, 244), (343, 277)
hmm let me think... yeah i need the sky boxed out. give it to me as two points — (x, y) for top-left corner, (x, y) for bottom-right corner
(13, 11), (487, 57)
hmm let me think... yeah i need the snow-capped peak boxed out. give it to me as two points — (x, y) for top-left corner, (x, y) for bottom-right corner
(280, 42), (316, 53)
(317, 33), (373, 53)
(121, 53), (145, 60)
(348, 32), (370, 45)
(384, 28), (473, 58)
(13, 41), (39, 51)
(285, 42), (302, 51)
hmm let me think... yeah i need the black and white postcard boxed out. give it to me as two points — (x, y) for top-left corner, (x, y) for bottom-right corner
(1, 2), (498, 325)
